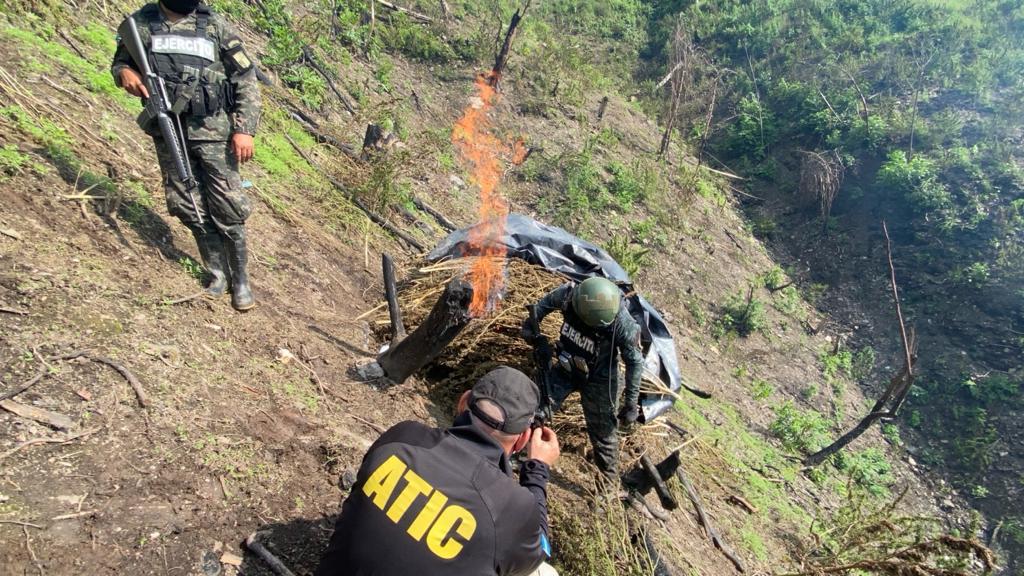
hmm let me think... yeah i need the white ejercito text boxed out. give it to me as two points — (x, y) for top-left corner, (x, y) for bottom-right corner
(560, 323), (596, 355)
(151, 35), (216, 61)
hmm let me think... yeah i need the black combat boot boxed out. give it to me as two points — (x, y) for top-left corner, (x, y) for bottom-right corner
(224, 224), (255, 311)
(189, 224), (229, 298)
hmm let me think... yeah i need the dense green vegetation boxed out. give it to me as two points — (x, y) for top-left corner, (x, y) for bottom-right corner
(635, 0), (1023, 564)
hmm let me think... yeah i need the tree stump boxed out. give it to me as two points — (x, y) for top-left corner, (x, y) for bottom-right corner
(376, 278), (474, 384)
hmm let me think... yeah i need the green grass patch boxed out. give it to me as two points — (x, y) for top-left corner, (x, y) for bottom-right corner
(674, 399), (811, 529)
(1, 23), (138, 111)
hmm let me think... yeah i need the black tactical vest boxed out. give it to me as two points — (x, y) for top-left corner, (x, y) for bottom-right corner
(145, 4), (230, 117)
(557, 296), (616, 377)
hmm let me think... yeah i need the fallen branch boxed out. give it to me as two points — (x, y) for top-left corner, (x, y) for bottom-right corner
(676, 466), (746, 573)
(301, 46), (356, 115)
(51, 510), (98, 521)
(412, 196), (457, 231)
(0, 400), (75, 431)
(284, 134), (425, 252)
(641, 453), (679, 511)
(768, 281), (795, 293)
(246, 531), (297, 576)
(0, 427), (100, 462)
(0, 520), (43, 529)
(165, 291), (205, 306)
(56, 28), (88, 60)
(286, 111), (358, 159)
(0, 227), (22, 240)
(0, 367), (47, 402)
(350, 414), (387, 435)
(375, 0), (432, 22)
(725, 494), (758, 515)
(54, 351), (149, 409)
(0, 305), (29, 315)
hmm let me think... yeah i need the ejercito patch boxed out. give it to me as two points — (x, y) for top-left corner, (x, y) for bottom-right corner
(151, 35), (216, 61)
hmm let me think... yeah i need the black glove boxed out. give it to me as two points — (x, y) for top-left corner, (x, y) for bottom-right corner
(533, 335), (552, 366)
(617, 403), (639, 426)
(521, 317), (538, 341)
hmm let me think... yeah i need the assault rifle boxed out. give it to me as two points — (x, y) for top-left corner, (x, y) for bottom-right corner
(525, 304), (554, 427)
(117, 15), (204, 224)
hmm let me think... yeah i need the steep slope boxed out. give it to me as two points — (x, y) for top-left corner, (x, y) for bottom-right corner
(0, 1), (981, 575)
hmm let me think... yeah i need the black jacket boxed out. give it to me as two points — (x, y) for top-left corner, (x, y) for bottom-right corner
(315, 413), (551, 576)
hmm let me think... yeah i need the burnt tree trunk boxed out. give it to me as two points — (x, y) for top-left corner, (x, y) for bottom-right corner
(803, 222), (918, 466)
(382, 254), (406, 341)
(490, 1), (531, 87)
(377, 278), (473, 383)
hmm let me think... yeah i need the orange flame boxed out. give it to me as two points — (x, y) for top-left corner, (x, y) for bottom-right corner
(452, 71), (509, 317)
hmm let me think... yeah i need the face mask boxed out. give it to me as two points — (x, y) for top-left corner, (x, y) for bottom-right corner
(161, 0), (201, 15)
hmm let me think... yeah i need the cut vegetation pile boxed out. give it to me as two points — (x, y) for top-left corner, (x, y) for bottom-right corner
(370, 255), (675, 574)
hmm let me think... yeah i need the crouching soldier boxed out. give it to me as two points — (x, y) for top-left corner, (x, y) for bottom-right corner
(111, 0), (261, 310)
(523, 277), (644, 482)
(315, 366), (561, 576)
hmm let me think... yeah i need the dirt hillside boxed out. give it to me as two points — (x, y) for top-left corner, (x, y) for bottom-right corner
(0, 2), (982, 575)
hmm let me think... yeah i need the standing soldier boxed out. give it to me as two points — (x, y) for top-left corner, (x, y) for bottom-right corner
(522, 277), (644, 482)
(111, 0), (261, 310)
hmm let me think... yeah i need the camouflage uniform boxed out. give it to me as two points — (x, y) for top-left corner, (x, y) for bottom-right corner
(532, 283), (644, 480)
(111, 3), (261, 308)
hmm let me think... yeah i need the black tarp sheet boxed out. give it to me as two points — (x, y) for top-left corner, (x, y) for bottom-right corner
(428, 213), (680, 421)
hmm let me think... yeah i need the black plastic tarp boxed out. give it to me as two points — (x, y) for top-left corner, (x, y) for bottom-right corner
(428, 213), (680, 421)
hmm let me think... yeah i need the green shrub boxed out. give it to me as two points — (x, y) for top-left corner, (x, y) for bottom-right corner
(851, 347), (876, 382)
(760, 266), (787, 290)
(752, 379), (773, 400)
(281, 66), (327, 109)
(0, 144), (28, 179)
(685, 298), (707, 327)
(881, 423), (901, 446)
(749, 215), (777, 238)
(820, 348), (853, 382)
(877, 150), (952, 213)
(377, 14), (454, 62)
(630, 218), (667, 247)
(771, 285), (804, 319)
(178, 256), (204, 280)
(948, 261), (991, 288)
(605, 235), (650, 278)
(833, 448), (893, 497)
(606, 159), (658, 210)
(770, 402), (832, 454)
(717, 290), (767, 337)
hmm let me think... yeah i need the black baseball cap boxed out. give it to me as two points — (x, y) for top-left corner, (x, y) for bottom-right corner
(468, 366), (540, 434)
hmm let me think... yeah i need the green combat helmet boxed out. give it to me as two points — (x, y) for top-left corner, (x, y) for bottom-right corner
(572, 277), (622, 328)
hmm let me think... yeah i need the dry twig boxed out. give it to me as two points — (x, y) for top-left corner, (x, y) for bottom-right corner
(53, 351), (149, 408)
(0, 427), (100, 462)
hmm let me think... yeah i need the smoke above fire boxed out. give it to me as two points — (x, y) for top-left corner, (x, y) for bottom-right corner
(451, 71), (516, 317)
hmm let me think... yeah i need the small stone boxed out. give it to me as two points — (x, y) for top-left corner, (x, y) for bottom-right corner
(356, 362), (385, 380)
(340, 470), (358, 491)
(220, 553), (243, 567)
(201, 550), (222, 576)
